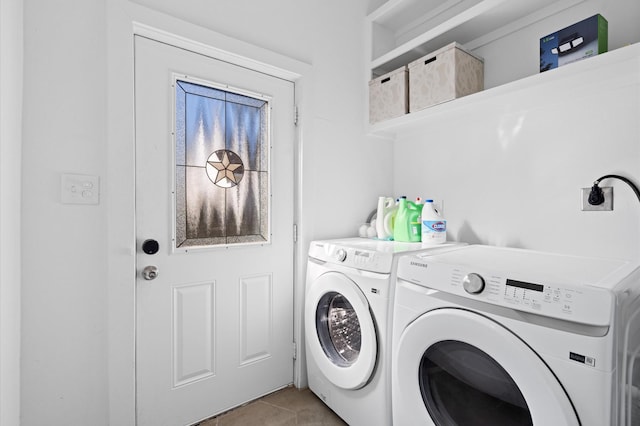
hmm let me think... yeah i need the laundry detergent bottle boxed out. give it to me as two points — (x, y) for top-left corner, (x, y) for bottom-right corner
(393, 196), (411, 242)
(383, 199), (399, 239)
(375, 196), (395, 240)
(407, 201), (422, 242)
(421, 199), (446, 246)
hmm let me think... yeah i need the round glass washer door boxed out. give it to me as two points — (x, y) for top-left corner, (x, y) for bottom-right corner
(305, 271), (377, 390)
(420, 340), (532, 425)
(393, 308), (579, 426)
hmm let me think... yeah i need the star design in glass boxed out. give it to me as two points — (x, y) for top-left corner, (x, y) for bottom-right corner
(205, 150), (245, 188)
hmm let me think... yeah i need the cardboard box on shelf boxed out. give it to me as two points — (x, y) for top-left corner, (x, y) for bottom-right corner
(540, 14), (608, 73)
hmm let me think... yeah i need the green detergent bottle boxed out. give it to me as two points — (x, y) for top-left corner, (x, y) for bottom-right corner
(407, 200), (422, 242)
(393, 197), (422, 242)
(393, 197), (410, 242)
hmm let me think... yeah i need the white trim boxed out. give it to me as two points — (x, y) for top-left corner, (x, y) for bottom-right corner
(133, 22), (304, 82)
(0, 0), (23, 424)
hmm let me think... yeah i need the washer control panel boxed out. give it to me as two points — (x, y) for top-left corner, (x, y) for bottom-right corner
(309, 239), (466, 275)
(400, 261), (613, 326)
(456, 268), (611, 325)
(309, 241), (393, 273)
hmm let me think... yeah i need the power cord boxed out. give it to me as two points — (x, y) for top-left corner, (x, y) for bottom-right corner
(588, 174), (640, 206)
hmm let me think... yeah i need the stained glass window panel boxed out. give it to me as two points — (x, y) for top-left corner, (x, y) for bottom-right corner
(175, 78), (269, 249)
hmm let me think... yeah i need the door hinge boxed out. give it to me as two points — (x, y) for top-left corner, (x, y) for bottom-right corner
(294, 105), (299, 126)
(293, 342), (297, 360)
(293, 224), (298, 243)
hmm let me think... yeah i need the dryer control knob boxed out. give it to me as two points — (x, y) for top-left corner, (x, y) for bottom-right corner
(463, 273), (485, 294)
(336, 249), (347, 262)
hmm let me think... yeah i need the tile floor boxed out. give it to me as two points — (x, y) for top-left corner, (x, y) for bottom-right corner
(195, 386), (348, 426)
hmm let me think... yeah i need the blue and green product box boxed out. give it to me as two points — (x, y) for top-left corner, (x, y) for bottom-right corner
(540, 14), (608, 73)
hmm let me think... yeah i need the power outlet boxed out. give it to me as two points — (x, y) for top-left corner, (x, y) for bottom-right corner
(581, 186), (613, 211)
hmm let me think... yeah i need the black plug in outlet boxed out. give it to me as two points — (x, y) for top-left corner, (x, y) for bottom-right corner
(588, 184), (605, 205)
(581, 186), (613, 211)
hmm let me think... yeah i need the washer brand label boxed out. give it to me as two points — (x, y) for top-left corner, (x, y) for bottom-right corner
(410, 261), (429, 269)
(569, 352), (596, 367)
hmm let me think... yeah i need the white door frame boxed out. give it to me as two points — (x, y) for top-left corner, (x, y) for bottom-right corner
(0, 0), (23, 424)
(106, 4), (312, 424)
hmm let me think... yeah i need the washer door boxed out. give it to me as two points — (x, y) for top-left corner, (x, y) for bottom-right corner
(394, 308), (579, 426)
(305, 271), (377, 390)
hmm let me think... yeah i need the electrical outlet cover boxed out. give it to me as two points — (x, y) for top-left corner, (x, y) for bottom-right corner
(581, 186), (613, 211)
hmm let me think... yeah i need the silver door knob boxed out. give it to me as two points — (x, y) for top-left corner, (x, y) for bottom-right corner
(142, 265), (159, 280)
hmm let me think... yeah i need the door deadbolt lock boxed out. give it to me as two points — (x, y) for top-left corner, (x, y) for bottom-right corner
(142, 239), (160, 255)
(142, 265), (159, 281)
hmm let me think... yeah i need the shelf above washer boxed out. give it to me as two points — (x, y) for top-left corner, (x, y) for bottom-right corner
(368, 0), (585, 77)
(367, 42), (640, 137)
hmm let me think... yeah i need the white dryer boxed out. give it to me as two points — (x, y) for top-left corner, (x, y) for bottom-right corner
(305, 238), (463, 426)
(392, 245), (640, 426)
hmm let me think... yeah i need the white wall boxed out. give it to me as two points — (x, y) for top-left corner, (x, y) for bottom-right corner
(21, 0), (109, 424)
(393, 0), (640, 260)
(22, 0), (387, 424)
(0, 0), (23, 424)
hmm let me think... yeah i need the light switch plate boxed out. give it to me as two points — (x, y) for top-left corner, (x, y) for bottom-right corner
(61, 173), (100, 205)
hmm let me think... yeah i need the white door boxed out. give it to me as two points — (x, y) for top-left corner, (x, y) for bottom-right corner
(134, 36), (295, 426)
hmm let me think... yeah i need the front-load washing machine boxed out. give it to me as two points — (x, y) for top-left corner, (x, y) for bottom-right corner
(305, 238), (464, 426)
(392, 245), (640, 426)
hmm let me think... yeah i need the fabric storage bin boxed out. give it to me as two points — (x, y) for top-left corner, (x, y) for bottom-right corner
(369, 66), (408, 124)
(408, 42), (483, 112)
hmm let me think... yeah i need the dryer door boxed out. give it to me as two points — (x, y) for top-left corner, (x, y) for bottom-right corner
(393, 308), (579, 426)
(305, 271), (377, 390)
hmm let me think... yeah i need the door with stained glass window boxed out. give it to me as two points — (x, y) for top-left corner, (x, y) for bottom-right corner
(134, 36), (295, 426)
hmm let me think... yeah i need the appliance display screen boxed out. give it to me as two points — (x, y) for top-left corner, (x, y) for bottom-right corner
(506, 279), (544, 292)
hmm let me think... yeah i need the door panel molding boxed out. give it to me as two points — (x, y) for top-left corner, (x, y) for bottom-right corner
(240, 273), (273, 365)
(173, 281), (216, 387)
